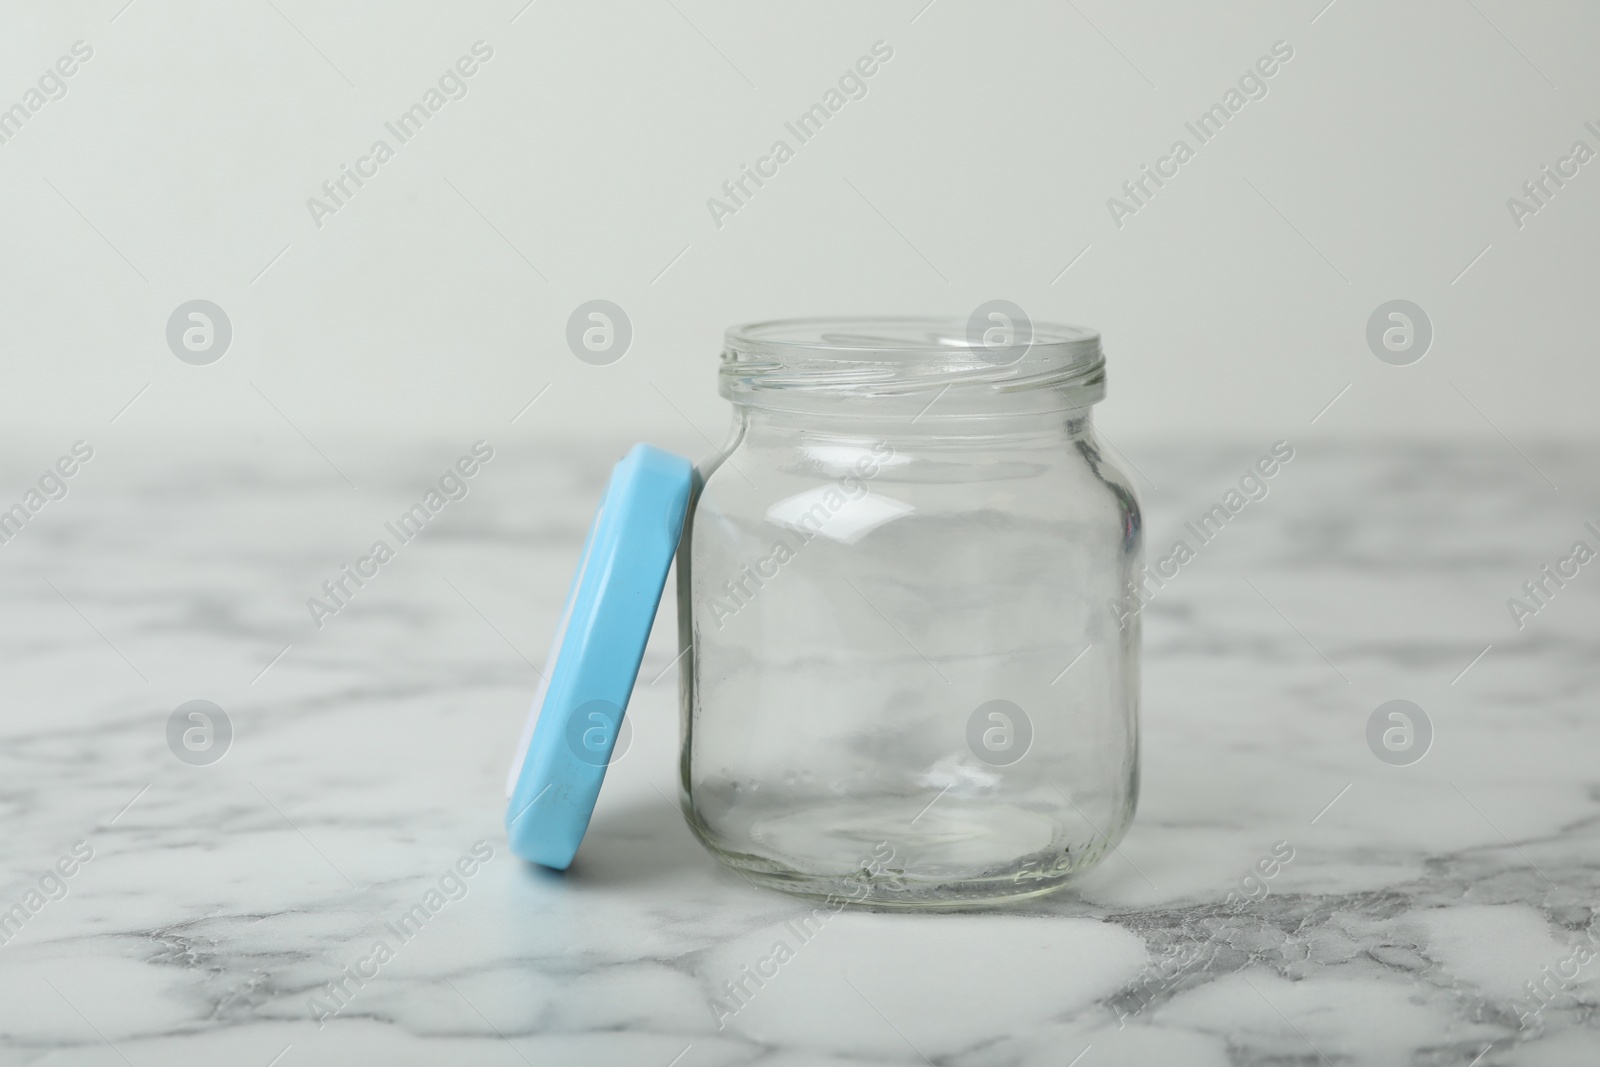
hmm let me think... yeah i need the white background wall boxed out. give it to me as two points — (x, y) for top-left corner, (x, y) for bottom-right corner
(1, 0), (1596, 462)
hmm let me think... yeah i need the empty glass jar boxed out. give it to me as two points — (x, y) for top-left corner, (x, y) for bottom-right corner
(676, 317), (1140, 907)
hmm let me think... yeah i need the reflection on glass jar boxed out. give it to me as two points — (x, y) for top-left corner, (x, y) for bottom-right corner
(677, 317), (1141, 907)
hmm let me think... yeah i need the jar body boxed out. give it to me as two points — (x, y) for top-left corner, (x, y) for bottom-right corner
(677, 404), (1141, 907)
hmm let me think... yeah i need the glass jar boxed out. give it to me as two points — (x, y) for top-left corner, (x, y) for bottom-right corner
(675, 317), (1140, 907)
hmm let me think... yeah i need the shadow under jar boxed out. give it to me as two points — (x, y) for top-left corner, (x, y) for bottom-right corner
(676, 317), (1141, 908)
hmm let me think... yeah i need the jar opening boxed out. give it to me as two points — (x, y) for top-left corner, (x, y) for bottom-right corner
(721, 316), (1106, 416)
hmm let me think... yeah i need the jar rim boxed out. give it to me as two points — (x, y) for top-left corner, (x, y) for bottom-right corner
(720, 316), (1107, 413)
(725, 315), (1100, 360)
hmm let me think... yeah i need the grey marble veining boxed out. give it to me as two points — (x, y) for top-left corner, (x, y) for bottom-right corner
(1, 437), (1597, 1067)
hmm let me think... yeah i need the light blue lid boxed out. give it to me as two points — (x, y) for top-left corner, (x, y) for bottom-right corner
(505, 443), (692, 869)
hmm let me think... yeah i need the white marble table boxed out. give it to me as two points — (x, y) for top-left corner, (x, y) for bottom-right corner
(1, 437), (1596, 1066)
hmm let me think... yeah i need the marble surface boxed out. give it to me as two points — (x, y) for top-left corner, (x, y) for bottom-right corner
(1, 436), (1598, 1067)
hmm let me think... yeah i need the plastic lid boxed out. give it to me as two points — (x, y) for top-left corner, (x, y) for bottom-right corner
(504, 443), (692, 869)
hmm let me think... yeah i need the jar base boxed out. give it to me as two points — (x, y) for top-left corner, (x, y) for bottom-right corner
(689, 792), (1117, 909)
(715, 861), (1091, 910)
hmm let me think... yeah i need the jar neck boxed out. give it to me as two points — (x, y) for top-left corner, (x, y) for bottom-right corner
(728, 401), (1096, 446)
